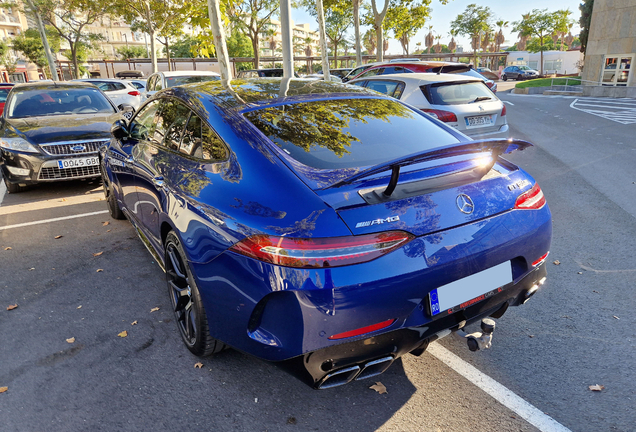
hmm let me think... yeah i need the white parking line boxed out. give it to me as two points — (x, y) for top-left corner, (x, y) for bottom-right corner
(0, 210), (109, 231)
(570, 98), (636, 124)
(503, 101), (514, 106)
(427, 343), (572, 432)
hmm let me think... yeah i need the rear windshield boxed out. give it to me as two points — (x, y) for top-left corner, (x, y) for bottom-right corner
(6, 87), (115, 118)
(244, 98), (459, 170)
(166, 75), (220, 87)
(0, 88), (9, 103)
(425, 82), (494, 106)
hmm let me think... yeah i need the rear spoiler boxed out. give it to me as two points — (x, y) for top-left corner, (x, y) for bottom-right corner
(323, 139), (533, 195)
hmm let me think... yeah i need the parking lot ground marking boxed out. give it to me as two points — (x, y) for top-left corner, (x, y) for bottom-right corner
(503, 101), (514, 106)
(570, 98), (636, 125)
(427, 343), (572, 432)
(0, 210), (109, 231)
(0, 190), (103, 216)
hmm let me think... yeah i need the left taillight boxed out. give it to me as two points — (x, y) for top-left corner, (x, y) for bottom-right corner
(229, 231), (414, 268)
(128, 91), (141, 96)
(515, 183), (546, 210)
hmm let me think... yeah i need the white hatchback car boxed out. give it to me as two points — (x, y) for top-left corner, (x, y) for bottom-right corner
(74, 78), (143, 113)
(348, 73), (508, 140)
(144, 71), (221, 99)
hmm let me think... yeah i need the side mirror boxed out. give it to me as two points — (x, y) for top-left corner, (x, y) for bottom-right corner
(117, 103), (135, 120)
(111, 119), (129, 140)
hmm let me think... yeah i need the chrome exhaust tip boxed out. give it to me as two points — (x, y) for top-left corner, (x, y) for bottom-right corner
(316, 365), (360, 389)
(523, 284), (540, 304)
(355, 356), (394, 381)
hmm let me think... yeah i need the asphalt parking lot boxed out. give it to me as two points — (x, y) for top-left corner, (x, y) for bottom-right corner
(1, 90), (635, 432)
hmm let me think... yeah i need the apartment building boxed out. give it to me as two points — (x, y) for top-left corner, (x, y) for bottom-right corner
(258, 19), (320, 59)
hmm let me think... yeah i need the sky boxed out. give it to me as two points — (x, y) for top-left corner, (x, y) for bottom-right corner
(290, 0), (583, 55)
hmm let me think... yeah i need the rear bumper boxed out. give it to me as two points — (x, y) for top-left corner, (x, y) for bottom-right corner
(467, 123), (509, 140)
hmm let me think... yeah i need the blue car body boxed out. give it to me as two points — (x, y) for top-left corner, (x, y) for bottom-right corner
(100, 79), (552, 388)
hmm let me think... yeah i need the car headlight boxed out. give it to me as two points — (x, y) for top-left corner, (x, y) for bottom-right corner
(0, 137), (40, 153)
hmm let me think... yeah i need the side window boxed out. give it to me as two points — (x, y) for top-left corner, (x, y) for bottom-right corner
(358, 68), (382, 79)
(129, 100), (161, 140)
(366, 80), (402, 97)
(350, 80), (367, 87)
(159, 100), (190, 150)
(112, 82), (126, 91)
(382, 67), (405, 75)
(155, 76), (163, 91)
(180, 115), (228, 161)
(146, 76), (155, 91)
(392, 82), (406, 99)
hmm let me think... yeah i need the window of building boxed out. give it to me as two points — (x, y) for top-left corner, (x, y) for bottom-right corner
(544, 59), (563, 72)
(601, 55), (633, 86)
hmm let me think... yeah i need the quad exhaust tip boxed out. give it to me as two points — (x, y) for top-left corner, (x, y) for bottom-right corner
(316, 356), (394, 389)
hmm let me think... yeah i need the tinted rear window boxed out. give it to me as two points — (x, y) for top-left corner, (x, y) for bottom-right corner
(425, 82), (494, 106)
(244, 98), (459, 170)
(7, 87), (114, 118)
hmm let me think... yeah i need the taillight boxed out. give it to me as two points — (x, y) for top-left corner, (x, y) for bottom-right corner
(515, 183), (546, 210)
(532, 251), (549, 267)
(328, 319), (396, 340)
(229, 231), (414, 268)
(128, 91), (141, 96)
(501, 103), (507, 116)
(421, 109), (457, 123)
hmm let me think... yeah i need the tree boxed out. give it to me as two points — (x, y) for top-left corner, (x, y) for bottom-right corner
(424, 24), (434, 54)
(117, 45), (147, 59)
(363, 28), (376, 55)
(227, 0), (279, 68)
(553, 9), (573, 51)
(35, 0), (109, 79)
(579, 0), (593, 54)
(494, 20), (508, 52)
(513, 9), (556, 75)
(385, 3), (430, 55)
(450, 3), (493, 67)
(11, 28), (61, 77)
(325, 8), (352, 68)
(111, 0), (193, 73)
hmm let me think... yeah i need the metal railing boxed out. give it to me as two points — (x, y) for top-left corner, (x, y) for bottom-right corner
(549, 77), (598, 92)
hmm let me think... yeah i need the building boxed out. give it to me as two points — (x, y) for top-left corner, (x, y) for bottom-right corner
(506, 49), (583, 75)
(86, 16), (147, 59)
(580, 0), (636, 97)
(258, 19), (320, 62)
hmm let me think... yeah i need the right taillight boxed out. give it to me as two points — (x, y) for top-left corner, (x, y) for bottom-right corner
(515, 183), (546, 210)
(229, 231), (414, 268)
(501, 103), (507, 117)
(421, 109), (458, 123)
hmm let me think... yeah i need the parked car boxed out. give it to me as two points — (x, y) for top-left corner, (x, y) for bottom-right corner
(502, 65), (540, 81)
(0, 83), (15, 116)
(0, 82), (122, 193)
(125, 79), (147, 93)
(320, 68), (352, 79)
(475, 67), (499, 81)
(144, 70), (221, 98)
(74, 78), (143, 114)
(349, 73), (508, 140)
(237, 68), (300, 78)
(304, 74), (343, 82)
(341, 62), (380, 82)
(100, 78), (551, 389)
(347, 61), (498, 92)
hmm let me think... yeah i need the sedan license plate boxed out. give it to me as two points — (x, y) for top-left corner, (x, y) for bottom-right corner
(429, 261), (512, 316)
(57, 157), (99, 170)
(465, 115), (493, 128)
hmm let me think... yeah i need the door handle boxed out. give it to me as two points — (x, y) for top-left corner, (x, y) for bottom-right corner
(152, 176), (165, 189)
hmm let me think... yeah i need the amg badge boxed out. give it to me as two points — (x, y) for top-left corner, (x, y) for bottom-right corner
(356, 215), (400, 228)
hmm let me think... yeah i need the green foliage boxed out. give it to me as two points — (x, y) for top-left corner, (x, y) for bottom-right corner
(227, 30), (254, 58)
(116, 45), (147, 59)
(385, 2), (431, 54)
(0, 40), (7, 58)
(525, 36), (579, 52)
(168, 35), (199, 58)
(450, 4), (493, 39)
(515, 76), (581, 88)
(578, 0), (593, 53)
(512, 9), (556, 46)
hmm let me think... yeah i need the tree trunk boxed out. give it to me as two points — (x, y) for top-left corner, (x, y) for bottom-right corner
(26, 0), (58, 81)
(315, 0), (330, 79)
(375, 19), (383, 62)
(207, 0), (232, 81)
(166, 39), (172, 71)
(71, 44), (79, 79)
(353, 0), (361, 67)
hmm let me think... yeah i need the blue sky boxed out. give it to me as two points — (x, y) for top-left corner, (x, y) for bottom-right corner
(290, 0), (583, 55)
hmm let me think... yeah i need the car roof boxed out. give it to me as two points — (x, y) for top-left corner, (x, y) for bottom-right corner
(167, 78), (385, 113)
(157, 70), (220, 77)
(350, 72), (483, 84)
(12, 81), (97, 91)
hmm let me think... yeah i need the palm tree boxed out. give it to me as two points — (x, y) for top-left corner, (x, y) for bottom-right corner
(448, 30), (457, 53)
(425, 25), (434, 54)
(495, 20), (508, 51)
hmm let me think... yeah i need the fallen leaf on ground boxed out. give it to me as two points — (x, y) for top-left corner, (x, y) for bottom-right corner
(589, 384), (605, 391)
(6, 304), (18, 311)
(131, 320), (138, 325)
(0, 387), (7, 393)
(370, 382), (387, 394)
(106, 229), (111, 232)
(54, 235), (63, 239)
(528, 335), (534, 338)
(613, 315), (620, 320)
(150, 307), (160, 312)
(96, 269), (103, 273)
(118, 331), (128, 338)
(77, 305), (82, 309)
(4, 247), (11, 250)
(577, 272), (583, 275)
(92, 251), (103, 257)
(66, 337), (75, 343)
(102, 221), (110, 226)
(194, 362), (203, 369)
(29, 267), (35, 271)
(553, 260), (560, 265)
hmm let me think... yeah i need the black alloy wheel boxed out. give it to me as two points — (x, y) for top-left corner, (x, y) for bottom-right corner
(165, 231), (225, 357)
(502, 74), (508, 81)
(100, 166), (125, 220)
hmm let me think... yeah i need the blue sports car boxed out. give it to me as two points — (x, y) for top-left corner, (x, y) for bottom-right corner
(100, 79), (552, 389)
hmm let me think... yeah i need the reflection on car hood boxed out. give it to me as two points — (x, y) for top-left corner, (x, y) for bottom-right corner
(5, 113), (118, 145)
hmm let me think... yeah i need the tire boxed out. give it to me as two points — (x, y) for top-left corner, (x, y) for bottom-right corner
(101, 167), (125, 220)
(165, 231), (226, 357)
(502, 75), (508, 81)
(3, 176), (26, 193)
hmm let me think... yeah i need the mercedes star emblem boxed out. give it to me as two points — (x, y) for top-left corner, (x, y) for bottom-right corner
(456, 194), (475, 214)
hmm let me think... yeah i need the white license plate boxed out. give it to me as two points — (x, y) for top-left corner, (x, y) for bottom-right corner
(465, 115), (493, 128)
(57, 157), (99, 170)
(429, 261), (512, 316)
